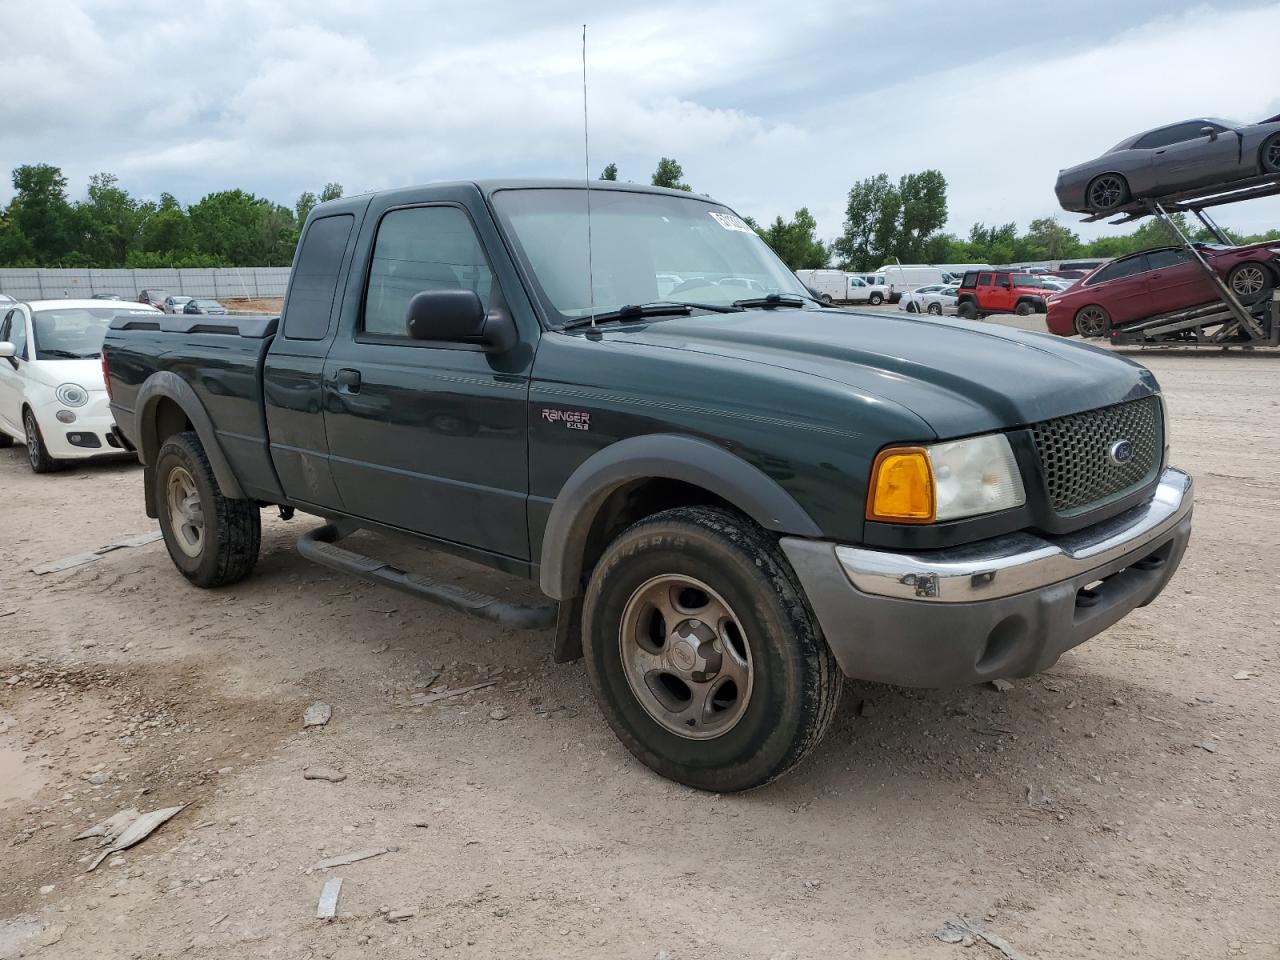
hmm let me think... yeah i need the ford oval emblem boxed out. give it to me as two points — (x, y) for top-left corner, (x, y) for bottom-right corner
(1108, 439), (1134, 465)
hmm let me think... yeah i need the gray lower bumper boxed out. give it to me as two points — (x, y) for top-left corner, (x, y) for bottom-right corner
(782, 468), (1194, 687)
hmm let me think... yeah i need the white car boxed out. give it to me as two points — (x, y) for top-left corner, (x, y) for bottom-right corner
(898, 284), (952, 314)
(163, 295), (194, 314)
(0, 299), (158, 472)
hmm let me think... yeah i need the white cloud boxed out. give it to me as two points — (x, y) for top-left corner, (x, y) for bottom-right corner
(1, 0), (1278, 246)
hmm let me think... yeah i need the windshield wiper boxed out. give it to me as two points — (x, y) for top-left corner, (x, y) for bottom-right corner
(561, 301), (742, 330)
(38, 349), (94, 359)
(732, 293), (812, 310)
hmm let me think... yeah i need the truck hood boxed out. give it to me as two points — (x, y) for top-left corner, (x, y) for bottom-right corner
(602, 309), (1159, 438)
(25, 357), (108, 392)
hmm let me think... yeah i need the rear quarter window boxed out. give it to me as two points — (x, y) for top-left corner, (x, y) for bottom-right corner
(283, 214), (355, 341)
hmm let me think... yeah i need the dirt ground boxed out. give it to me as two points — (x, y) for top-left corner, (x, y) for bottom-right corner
(1, 323), (1277, 960)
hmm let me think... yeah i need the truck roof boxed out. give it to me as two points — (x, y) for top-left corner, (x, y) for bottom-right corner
(311, 178), (720, 216)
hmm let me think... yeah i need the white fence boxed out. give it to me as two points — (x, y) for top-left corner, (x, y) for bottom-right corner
(0, 267), (292, 301)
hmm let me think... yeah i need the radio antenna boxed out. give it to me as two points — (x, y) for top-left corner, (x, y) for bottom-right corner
(582, 24), (597, 328)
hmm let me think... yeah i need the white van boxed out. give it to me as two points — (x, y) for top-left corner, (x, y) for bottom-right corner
(794, 269), (873, 304)
(879, 265), (950, 303)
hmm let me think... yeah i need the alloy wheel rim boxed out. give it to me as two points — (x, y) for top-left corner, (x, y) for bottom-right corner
(1078, 308), (1107, 337)
(618, 575), (753, 740)
(166, 465), (205, 558)
(1266, 140), (1280, 171)
(24, 414), (39, 468)
(1232, 266), (1266, 296)
(1090, 175), (1124, 209)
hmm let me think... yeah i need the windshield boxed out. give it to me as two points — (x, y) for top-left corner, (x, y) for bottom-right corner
(491, 188), (811, 323)
(31, 307), (124, 359)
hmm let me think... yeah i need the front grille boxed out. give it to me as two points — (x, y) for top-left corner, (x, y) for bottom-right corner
(1030, 396), (1163, 515)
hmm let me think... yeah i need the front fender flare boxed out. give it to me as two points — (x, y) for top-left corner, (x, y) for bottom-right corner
(134, 371), (246, 502)
(538, 434), (822, 600)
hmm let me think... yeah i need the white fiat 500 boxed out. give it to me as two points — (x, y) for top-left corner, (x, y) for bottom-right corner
(0, 299), (158, 472)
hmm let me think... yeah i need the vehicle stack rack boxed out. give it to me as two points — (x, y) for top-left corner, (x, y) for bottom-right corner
(1080, 174), (1280, 348)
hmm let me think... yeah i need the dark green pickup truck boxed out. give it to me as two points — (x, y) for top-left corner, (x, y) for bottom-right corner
(103, 180), (1193, 791)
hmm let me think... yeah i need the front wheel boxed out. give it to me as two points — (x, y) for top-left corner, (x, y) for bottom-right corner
(1227, 262), (1273, 302)
(905, 300), (917, 313)
(868, 292), (884, 305)
(1014, 300), (1034, 317)
(1087, 173), (1130, 212)
(582, 506), (842, 792)
(1074, 305), (1111, 338)
(24, 409), (62, 474)
(155, 431), (261, 588)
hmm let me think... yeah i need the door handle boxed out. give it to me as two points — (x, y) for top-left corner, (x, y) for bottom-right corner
(334, 368), (361, 392)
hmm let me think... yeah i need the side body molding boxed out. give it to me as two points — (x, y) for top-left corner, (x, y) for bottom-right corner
(538, 434), (823, 600)
(133, 371), (246, 506)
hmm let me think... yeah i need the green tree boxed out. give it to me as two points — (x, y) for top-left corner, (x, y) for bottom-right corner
(1017, 217), (1083, 262)
(895, 170), (948, 262)
(834, 173), (897, 270)
(0, 214), (35, 266)
(77, 173), (146, 266)
(651, 157), (691, 191)
(140, 193), (193, 260)
(188, 189), (296, 266)
(295, 191), (318, 224)
(319, 182), (343, 203)
(9, 164), (77, 264)
(599, 163), (618, 181)
(757, 207), (829, 270)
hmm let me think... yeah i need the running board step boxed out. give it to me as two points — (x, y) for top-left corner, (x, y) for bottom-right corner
(297, 524), (557, 631)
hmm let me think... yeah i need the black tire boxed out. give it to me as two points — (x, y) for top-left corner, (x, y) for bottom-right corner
(868, 292), (884, 305)
(1227, 262), (1274, 303)
(820, 293), (833, 304)
(23, 408), (63, 474)
(1260, 133), (1280, 174)
(926, 303), (943, 316)
(1074, 305), (1111, 339)
(957, 300), (978, 320)
(0, 429), (13, 449)
(1014, 300), (1034, 317)
(154, 431), (261, 588)
(582, 506), (842, 792)
(1086, 173), (1130, 212)
(905, 301), (917, 313)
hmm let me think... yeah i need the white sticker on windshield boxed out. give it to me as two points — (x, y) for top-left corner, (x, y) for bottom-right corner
(709, 211), (755, 234)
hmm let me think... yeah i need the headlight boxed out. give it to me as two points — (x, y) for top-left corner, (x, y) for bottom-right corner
(56, 383), (89, 407)
(867, 433), (1026, 524)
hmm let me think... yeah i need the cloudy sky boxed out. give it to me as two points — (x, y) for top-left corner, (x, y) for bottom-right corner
(3, 0), (1279, 244)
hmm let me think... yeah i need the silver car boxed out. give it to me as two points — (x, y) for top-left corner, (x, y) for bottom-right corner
(1056, 115), (1280, 214)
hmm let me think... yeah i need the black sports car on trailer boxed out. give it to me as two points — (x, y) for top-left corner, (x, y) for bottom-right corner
(1056, 115), (1280, 214)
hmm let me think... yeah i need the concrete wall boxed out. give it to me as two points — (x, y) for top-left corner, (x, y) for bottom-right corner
(0, 268), (291, 301)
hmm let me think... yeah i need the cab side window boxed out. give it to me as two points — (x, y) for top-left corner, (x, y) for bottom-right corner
(1145, 249), (1192, 270)
(363, 206), (494, 338)
(284, 214), (354, 341)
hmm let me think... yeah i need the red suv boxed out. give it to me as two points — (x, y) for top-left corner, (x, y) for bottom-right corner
(955, 271), (1051, 318)
(1046, 242), (1280, 338)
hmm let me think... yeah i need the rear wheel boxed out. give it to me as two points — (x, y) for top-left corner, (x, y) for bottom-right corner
(582, 506), (841, 792)
(868, 292), (884, 305)
(820, 293), (833, 304)
(155, 431), (261, 588)
(957, 300), (978, 320)
(1227, 262), (1273, 302)
(1074, 304), (1111, 338)
(1261, 133), (1280, 174)
(24, 409), (62, 474)
(1086, 173), (1130, 212)
(927, 302), (943, 315)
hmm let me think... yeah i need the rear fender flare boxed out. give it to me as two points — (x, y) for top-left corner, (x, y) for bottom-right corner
(135, 371), (245, 503)
(538, 434), (822, 600)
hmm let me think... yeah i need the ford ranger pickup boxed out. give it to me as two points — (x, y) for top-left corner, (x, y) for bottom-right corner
(103, 180), (1194, 792)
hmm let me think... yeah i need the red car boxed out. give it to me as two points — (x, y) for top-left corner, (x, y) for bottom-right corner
(1046, 242), (1280, 338)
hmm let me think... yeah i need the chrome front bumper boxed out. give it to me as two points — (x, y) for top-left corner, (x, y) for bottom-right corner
(836, 468), (1193, 602)
(781, 468), (1194, 687)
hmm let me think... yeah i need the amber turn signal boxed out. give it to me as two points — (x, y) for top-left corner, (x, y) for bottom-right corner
(866, 447), (936, 523)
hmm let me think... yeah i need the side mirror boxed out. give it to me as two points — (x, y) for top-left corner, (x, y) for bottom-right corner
(405, 289), (516, 354)
(1200, 126), (1218, 141)
(0, 341), (15, 368)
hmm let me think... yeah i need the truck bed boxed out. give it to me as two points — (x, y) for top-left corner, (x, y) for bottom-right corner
(105, 313), (284, 502)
